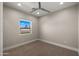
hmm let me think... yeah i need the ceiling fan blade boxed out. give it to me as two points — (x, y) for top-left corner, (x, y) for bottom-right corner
(41, 8), (50, 12)
(39, 2), (41, 9)
(30, 8), (38, 13)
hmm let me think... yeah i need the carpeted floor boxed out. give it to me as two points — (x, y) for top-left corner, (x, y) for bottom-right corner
(3, 40), (78, 56)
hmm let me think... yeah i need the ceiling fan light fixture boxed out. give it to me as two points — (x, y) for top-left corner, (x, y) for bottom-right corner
(17, 3), (22, 6)
(60, 2), (63, 5)
(37, 12), (40, 14)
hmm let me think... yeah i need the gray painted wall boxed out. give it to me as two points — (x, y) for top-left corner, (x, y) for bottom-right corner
(3, 6), (38, 49)
(0, 2), (3, 55)
(39, 5), (78, 50)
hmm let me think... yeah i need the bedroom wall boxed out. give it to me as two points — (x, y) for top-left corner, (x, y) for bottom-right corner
(3, 5), (38, 50)
(39, 5), (78, 51)
(0, 2), (3, 55)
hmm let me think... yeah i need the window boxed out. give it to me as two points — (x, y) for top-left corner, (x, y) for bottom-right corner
(19, 19), (32, 34)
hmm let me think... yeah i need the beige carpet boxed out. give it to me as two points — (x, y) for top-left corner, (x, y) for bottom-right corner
(3, 40), (78, 56)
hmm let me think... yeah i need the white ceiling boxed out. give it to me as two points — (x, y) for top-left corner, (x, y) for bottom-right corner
(4, 2), (78, 17)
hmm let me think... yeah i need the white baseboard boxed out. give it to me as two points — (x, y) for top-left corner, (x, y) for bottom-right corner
(3, 39), (78, 53)
(41, 40), (78, 52)
(3, 39), (37, 51)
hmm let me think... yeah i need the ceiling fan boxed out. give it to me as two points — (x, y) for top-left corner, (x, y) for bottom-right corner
(31, 2), (50, 13)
